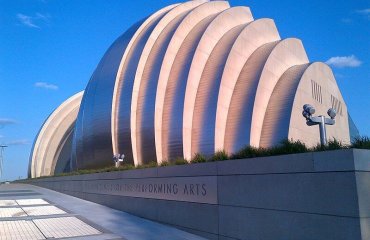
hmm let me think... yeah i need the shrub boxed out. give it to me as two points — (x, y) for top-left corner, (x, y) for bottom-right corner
(174, 157), (188, 165)
(78, 169), (101, 174)
(352, 136), (370, 149)
(136, 161), (158, 169)
(271, 139), (309, 155)
(191, 153), (207, 163)
(37, 137), (370, 180)
(54, 172), (77, 177)
(118, 164), (135, 171)
(232, 145), (270, 159)
(146, 161), (159, 168)
(160, 161), (171, 167)
(312, 138), (348, 151)
(210, 150), (229, 161)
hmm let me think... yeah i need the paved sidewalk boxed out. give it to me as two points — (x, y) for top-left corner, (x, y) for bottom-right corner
(0, 183), (206, 240)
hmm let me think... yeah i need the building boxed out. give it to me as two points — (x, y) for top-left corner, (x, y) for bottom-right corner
(29, 0), (351, 178)
(29, 92), (83, 178)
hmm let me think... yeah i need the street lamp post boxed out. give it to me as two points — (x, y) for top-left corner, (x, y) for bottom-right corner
(0, 145), (8, 179)
(302, 104), (336, 145)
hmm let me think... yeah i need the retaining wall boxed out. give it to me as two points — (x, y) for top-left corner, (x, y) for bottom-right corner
(27, 149), (370, 240)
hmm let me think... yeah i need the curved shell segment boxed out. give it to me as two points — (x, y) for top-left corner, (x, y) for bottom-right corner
(183, 6), (254, 160)
(30, 91), (83, 178)
(155, 1), (230, 163)
(111, 3), (178, 164)
(215, 18), (281, 153)
(131, 0), (208, 166)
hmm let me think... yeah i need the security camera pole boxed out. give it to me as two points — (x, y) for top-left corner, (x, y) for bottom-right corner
(302, 104), (336, 145)
(113, 153), (125, 168)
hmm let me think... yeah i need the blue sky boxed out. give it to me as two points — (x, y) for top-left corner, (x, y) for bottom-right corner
(0, 0), (369, 180)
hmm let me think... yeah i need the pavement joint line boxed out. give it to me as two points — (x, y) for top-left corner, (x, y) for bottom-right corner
(16, 196), (50, 240)
(72, 214), (116, 236)
(0, 193), (42, 197)
(1, 197), (109, 239)
(0, 190), (35, 193)
(0, 213), (79, 221)
(56, 233), (127, 240)
(33, 216), (104, 239)
(31, 219), (49, 239)
(0, 203), (53, 208)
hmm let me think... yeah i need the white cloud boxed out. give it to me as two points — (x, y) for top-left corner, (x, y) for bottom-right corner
(0, 118), (17, 128)
(356, 9), (370, 20)
(334, 73), (345, 79)
(35, 82), (59, 90)
(356, 9), (370, 14)
(341, 18), (353, 24)
(17, 14), (40, 28)
(16, 13), (51, 29)
(5, 139), (30, 146)
(36, 13), (51, 23)
(325, 55), (362, 68)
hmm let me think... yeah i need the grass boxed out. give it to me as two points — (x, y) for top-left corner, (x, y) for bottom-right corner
(191, 153), (207, 163)
(159, 161), (171, 167)
(135, 161), (157, 169)
(312, 138), (348, 152)
(352, 136), (370, 149)
(33, 136), (369, 179)
(209, 150), (229, 161)
(174, 157), (188, 165)
(232, 146), (269, 159)
(231, 139), (308, 159)
(270, 139), (309, 155)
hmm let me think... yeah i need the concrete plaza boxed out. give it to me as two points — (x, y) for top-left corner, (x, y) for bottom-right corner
(0, 183), (205, 240)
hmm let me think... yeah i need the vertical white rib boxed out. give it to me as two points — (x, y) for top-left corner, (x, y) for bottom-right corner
(155, 1), (229, 163)
(131, 0), (206, 165)
(111, 4), (177, 161)
(215, 18), (280, 153)
(250, 38), (309, 147)
(183, 7), (254, 160)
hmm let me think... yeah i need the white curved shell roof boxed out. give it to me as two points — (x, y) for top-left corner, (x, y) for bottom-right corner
(30, 0), (351, 175)
(30, 92), (83, 178)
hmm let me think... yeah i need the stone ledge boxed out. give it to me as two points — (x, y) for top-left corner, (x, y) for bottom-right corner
(24, 149), (370, 240)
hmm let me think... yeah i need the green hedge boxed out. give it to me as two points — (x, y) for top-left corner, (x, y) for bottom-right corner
(35, 136), (369, 179)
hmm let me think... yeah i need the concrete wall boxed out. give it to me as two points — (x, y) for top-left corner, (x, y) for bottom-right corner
(27, 149), (370, 240)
